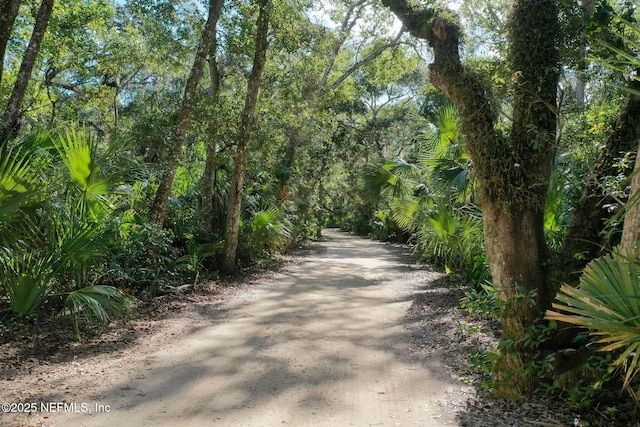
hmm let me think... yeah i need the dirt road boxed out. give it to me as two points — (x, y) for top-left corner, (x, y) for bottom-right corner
(21, 230), (469, 426)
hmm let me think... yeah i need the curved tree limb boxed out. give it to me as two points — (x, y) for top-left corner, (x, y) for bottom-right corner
(381, 0), (562, 396)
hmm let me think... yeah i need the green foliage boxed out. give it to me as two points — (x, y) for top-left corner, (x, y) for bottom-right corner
(64, 285), (132, 339)
(0, 128), (137, 334)
(239, 207), (292, 262)
(3, 253), (53, 318)
(460, 282), (502, 320)
(0, 148), (43, 228)
(547, 251), (640, 402)
(54, 129), (112, 219)
(529, 347), (615, 410)
(360, 104), (489, 285)
(415, 203), (489, 284)
(101, 222), (185, 296)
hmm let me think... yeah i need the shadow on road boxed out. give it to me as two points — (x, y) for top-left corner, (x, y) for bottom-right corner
(34, 229), (471, 426)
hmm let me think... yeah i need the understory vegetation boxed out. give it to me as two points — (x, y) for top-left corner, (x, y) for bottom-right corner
(1, 0), (640, 418)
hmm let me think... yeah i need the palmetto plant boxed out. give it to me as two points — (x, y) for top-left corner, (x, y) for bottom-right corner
(0, 148), (43, 229)
(363, 104), (488, 284)
(417, 104), (471, 199)
(55, 128), (116, 220)
(64, 285), (131, 340)
(546, 251), (640, 402)
(241, 207), (292, 261)
(0, 129), (133, 334)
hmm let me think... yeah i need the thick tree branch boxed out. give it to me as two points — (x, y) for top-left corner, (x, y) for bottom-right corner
(380, 0), (497, 191)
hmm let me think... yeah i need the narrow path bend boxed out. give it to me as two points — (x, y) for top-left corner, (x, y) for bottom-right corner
(59, 229), (467, 426)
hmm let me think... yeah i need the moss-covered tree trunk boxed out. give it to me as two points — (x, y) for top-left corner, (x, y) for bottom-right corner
(381, 0), (559, 395)
(562, 78), (640, 270)
(221, 0), (272, 274)
(621, 140), (640, 259)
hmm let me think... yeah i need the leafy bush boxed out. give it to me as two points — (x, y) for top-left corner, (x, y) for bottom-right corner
(460, 282), (502, 320)
(101, 222), (187, 296)
(358, 104), (490, 286)
(64, 286), (133, 339)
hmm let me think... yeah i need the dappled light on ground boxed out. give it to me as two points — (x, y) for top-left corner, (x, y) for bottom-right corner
(49, 229), (467, 426)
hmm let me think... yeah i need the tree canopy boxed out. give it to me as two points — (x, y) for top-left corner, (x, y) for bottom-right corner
(1, 0), (639, 412)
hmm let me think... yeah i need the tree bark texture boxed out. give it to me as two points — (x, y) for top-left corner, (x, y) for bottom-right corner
(0, 0), (53, 151)
(620, 140), (640, 259)
(221, 0), (273, 274)
(562, 78), (640, 269)
(201, 24), (223, 238)
(149, 0), (225, 229)
(381, 0), (560, 396)
(201, 142), (218, 237)
(0, 0), (21, 85)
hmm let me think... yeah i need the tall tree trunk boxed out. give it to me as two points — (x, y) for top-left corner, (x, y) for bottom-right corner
(316, 157), (327, 239)
(562, 78), (640, 270)
(0, 0), (53, 151)
(0, 0), (22, 85)
(620, 141), (640, 259)
(149, 0), (224, 228)
(221, 0), (272, 274)
(201, 21), (223, 238)
(201, 143), (218, 237)
(381, 0), (559, 396)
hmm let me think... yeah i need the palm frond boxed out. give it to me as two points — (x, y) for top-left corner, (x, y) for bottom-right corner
(546, 251), (640, 394)
(54, 129), (112, 219)
(2, 252), (55, 317)
(243, 207), (292, 259)
(64, 285), (133, 339)
(389, 197), (425, 231)
(418, 103), (462, 162)
(426, 199), (459, 241)
(362, 160), (418, 200)
(0, 148), (42, 227)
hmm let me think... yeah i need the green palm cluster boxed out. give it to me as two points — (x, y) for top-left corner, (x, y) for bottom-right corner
(0, 129), (133, 337)
(363, 104), (488, 285)
(239, 206), (292, 262)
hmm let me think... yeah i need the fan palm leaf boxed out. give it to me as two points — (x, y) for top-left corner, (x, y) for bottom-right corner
(363, 158), (422, 201)
(244, 207), (292, 259)
(389, 197), (425, 231)
(54, 129), (112, 219)
(3, 253), (55, 317)
(546, 251), (640, 393)
(64, 285), (133, 339)
(0, 148), (42, 227)
(419, 104), (464, 161)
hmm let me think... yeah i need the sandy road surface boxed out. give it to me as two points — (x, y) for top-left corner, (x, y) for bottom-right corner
(32, 230), (467, 426)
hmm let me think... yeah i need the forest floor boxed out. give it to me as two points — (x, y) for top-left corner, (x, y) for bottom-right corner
(0, 229), (635, 426)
